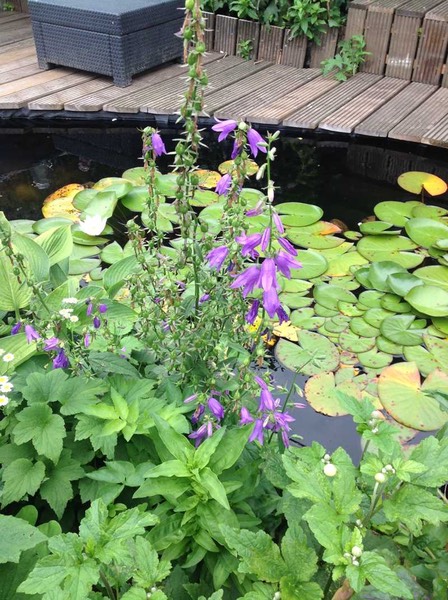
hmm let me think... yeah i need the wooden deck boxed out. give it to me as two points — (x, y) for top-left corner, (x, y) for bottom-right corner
(1, 14), (448, 148)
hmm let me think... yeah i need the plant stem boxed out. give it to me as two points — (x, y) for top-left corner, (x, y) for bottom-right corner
(437, 488), (448, 504)
(360, 439), (370, 462)
(99, 569), (116, 600)
(323, 569), (334, 599)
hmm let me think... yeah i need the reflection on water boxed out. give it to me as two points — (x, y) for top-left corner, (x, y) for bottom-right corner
(1, 126), (447, 460)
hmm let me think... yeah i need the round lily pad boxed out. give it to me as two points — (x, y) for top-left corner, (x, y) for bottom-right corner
(195, 169), (221, 189)
(397, 171), (448, 197)
(359, 221), (400, 235)
(275, 202), (323, 227)
(403, 345), (438, 377)
(411, 204), (448, 219)
(354, 266), (373, 287)
(380, 314), (424, 346)
(368, 261), (407, 292)
(380, 293), (412, 314)
(325, 251), (369, 277)
(378, 363), (448, 431)
(272, 321), (299, 342)
(120, 186), (150, 212)
(349, 317), (379, 338)
(405, 284), (448, 317)
(319, 242), (354, 257)
(338, 331), (376, 353)
(405, 218), (448, 248)
(275, 332), (340, 375)
(338, 301), (365, 317)
(286, 221), (344, 250)
(358, 290), (384, 308)
(363, 307), (394, 328)
(387, 272), (424, 297)
(280, 278), (313, 294)
(357, 349), (392, 370)
(279, 293), (313, 309)
(290, 308), (325, 330)
(304, 372), (349, 417)
(314, 304), (339, 317)
(290, 249), (328, 279)
(431, 317), (448, 335)
(425, 335), (448, 371)
(345, 230), (363, 241)
(155, 173), (177, 196)
(357, 235), (417, 260)
(376, 335), (403, 355)
(313, 283), (356, 310)
(122, 167), (147, 185)
(219, 159), (258, 176)
(373, 200), (421, 227)
(340, 350), (359, 365)
(325, 315), (351, 333)
(190, 189), (219, 207)
(414, 265), (448, 291)
(93, 179), (133, 199)
(198, 203), (224, 235)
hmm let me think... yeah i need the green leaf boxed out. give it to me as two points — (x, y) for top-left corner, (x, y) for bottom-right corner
(405, 284), (448, 317)
(132, 536), (171, 589)
(280, 577), (323, 600)
(0, 515), (47, 563)
(275, 333), (339, 375)
(409, 437), (448, 487)
(152, 415), (194, 462)
(222, 527), (288, 583)
(383, 485), (448, 535)
(207, 426), (250, 474)
(145, 460), (191, 479)
(14, 404), (66, 464)
(12, 232), (50, 283)
(40, 451), (84, 518)
(0, 248), (32, 311)
(198, 467), (230, 510)
(361, 552), (413, 599)
(1, 459), (46, 507)
(35, 226), (73, 266)
(281, 523), (318, 582)
(88, 352), (140, 378)
(194, 427), (226, 470)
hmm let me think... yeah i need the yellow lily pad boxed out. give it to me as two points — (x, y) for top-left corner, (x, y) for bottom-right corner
(195, 169), (221, 189)
(397, 171), (447, 197)
(218, 159), (258, 176)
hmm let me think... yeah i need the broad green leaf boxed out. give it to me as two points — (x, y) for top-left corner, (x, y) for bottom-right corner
(35, 226), (73, 266)
(152, 415), (194, 462)
(275, 333), (339, 375)
(39, 451), (84, 518)
(12, 232), (50, 283)
(1, 459), (46, 507)
(280, 577), (323, 600)
(198, 467), (230, 510)
(0, 248), (32, 311)
(383, 484), (448, 535)
(145, 460), (191, 479)
(405, 284), (448, 317)
(208, 426), (250, 474)
(14, 404), (66, 464)
(0, 515), (47, 563)
(281, 522), (318, 582)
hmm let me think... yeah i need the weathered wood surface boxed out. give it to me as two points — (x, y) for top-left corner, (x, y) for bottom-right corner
(213, 15), (238, 55)
(281, 30), (307, 68)
(0, 15), (447, 149)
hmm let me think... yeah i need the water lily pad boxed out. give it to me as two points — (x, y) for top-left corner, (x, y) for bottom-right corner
(280, 278), (313, 293)
(378, 363), (448, 431)
(219, 159), (258, 176)
(199, 203), (224, 235)
(358, 290), (384, 308)
(329, 277), (360, 291)
(376, 335), (402, 355)
(431, 317), (448, 334)
(344, 230), (363, 241)
(195, 169), (221, 189)
(272, 321), (299, 342)
(313, 283), (356, 310)
(319, 242), (353, 257)
(414, 265), (448, 291)
(286, 221), (344, 249)
(373, 200), (421, 227)
(155, 173), (177, 196)
(42, 195), (81, 220)
(358, 235), (417, 260)
(72, 189), (99, 211)
(338, 301), (365, 316)
(32, 217), (74, 234)
(290, 308), (324, 330)
(240, 188), (264, 203)
(405, 218), (448, 248)
(380, 293), (412, 314)
(304, 372), (349, 416)
(357, 348), (392, 370)
(405, 284), (448, 317)
(359, 221), (400, 235)
(398, 171), (447, 196)
(314, 303), (339, 317)
(340, 350), (359, 365)
(279, 293), (313, 309)
(403, 345), (438, 377)
(93, 179), (133, 199)
(122, 167), (147, 185)
(387, 272), (424, 297)
(325, 315), (351, 333)
(411, 204), (448, 219)
(425, 335), (448, 371)
(275, 332), (340, 375)
(325, 251), (369, 277)
(349, 317), (379, 338)
(275, 202), (323, 227)
(380, 314), (424, 346)
(368, 261), (407, 292)
(190, 189), (219, 207)
(338, 331), (376, 353)
(290, 249), (328, 279)
(363, 307), (394, 328)
(120, 186), (150, 212)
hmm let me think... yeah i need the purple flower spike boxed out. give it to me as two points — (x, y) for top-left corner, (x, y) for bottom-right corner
(231, 139), (241, 159)
(248, 419), (265, 444)
(273, 212), (285, 234)
(260, 227), (271, 252)
(11, 322), (22, 335)
(84, 333), (91, 348)
(53, 349), (69, 369)
(230, 265), (261, 298)
(278, 237), (298, 256)
(276, 305), (289, 325)
(254, 375), (268, 390)
(93, 316), (101, 329)
(184, 393), (198, 404)
(235, 232), (262, 258)
(44, 337), (60, 351)
(263, 287), (281, 318)
(151, 131), (167, 157)
(259, 388), (275, 411)
(25, 325), (40, 344)
(247, 128), (267, 158)
(260, 258), (277, 292)
(86, 302), (93, 317)
(240, 407), (254, 425)
(206, 246), (229, 270)
(246, 201), (264, 217)
(212, 118), (238, 142)
(191, 403), (205, 425)
(275, 251), (302, 279)
(215, 173), (232, 196)
(199, 294), (210, 304)
(208, 397), (225, 421)
(245, 299), (260, 325)
(98, 303), (108, 314)
(188, 423), (208, 447)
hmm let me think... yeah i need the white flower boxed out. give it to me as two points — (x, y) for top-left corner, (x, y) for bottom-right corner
(351, 546), (363, 557)
(59, 308), (73, 319)
(323, 463), (337, 477)
(79, 215), (107, 236)
(0, 382), (13, 393)
(2, 353), (14, 362)
(69, 315), (79, 323)
(0, 394), (9, 406)
(0, 375), (9, 385)
(62, 297), (78, 304)
(375, 472), (386, 483)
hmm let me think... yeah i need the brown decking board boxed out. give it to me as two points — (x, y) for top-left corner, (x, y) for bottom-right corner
(0, 67), (74, 99)
(281, 30), (307, 68)
(309, 27), (339, 68)
(355, 81), (437, 136)
(203, 11), (215, 53)
(204, 64), (296, 113)
(257, 26), (284, 62)
(236, 19), (260, 60)
(103, 55), (245, 114)
(319, 77), (409, 133)
(0, 23), (32, 46)
(0, 53), (36, 73)
(345, 0), (377, 39)
(214, 68), (320, 121)
(28, 78), (114, 110)
(213, 14), (238, 55)
(412, 0), (448, 84)
(246, 76), (340, 125)
(422, 112), (448, 145)
(283, 72), (381, 129)
(385, 14), (422, 79)
(0, 61), (41, 84)
(388, 86), (448, 141)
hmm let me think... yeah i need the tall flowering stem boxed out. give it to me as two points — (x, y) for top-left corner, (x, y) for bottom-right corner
(141, 127), (166, 249)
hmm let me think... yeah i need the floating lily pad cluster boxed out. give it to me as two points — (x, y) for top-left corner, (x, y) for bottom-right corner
(27, 166), (448, 433)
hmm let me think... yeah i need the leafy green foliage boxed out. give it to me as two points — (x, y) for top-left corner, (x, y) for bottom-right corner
(321, 35), (369, 81)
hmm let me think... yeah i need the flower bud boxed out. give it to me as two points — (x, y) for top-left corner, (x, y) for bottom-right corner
(375, 472), (386, 483)
(351, 546), (362, 557)
(323, 463), (337, 477)
(323, 453), (331, 461)
(352, 559), (360, 567)
(371, 410), (383, 419)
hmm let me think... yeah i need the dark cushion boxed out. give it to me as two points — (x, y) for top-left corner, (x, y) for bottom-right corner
(28, 0), (183, 35)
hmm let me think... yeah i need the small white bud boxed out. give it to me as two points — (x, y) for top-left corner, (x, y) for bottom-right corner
(371, 410), (383, 419)
(382, 467), (387, 474)
(375, 472), (386, 483)
(343, 552), (351, 559)
(150, 588), (157, 593)
(267, 185), (274, 203)
(324, 463), (337, 477)
(352, 559), (360, 567)
(356, 519), (363, 527)
(273, 592), (281, 600)
(371, 427), (379, 434)
(368, 419), (375, 427)
(351, 546), (363, 557)
(384, 464), (394, 472)
(323, 453), (331, 461)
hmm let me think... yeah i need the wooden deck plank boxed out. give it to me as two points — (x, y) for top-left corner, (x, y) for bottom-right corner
(246, 75), (340, 125)
(421, 111), (448, 146)
(355, 81), (437, 136)
(236, 19), (260, 60)
(204, 65), (296, 113)
(0, 67), (74, 98)
(65, 53), (224, 112)
(214, 68), (321, 121)
(345, 0), (377, 39)
(0, 61), (41, 84)
(258, 26), (284, 62)
(412, 0), (448, 84)
(281, 30), (307, 68)
(319, 77), (409, 133)
(103, 55), (244, 114)
(283, 72), (381, 129)
(309, 27), (340, 68)
(0, 23), (32, 46)
(0, 53), (35, 73)
(0, 13), (29, 24)
(139, 60), (270, 115)
(213, 14), (238, 55)
(388, 87), (448, 141)
(0, 72), (96, 108)
(28, 77), (114, 110)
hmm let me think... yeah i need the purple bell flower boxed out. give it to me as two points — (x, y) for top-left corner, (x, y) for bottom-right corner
(259, 388), (276, 412)
(151, 131), (167, 157)
(53, 349), (69, 369)
(215, 173), (232, 196)
(184, 393), (199, 404)
(248, 419), (265, 444)
(263, 287), (281, 318)
(278, 237), (298, 256)
(11, 322), (22, 335)
(245, 201), (264, 217)
(212, 118), (238, 142)
(240, 407), (254, 425)
(273, 212), (285, 234)
(93, 316), (101, 329)
(235, 232), (262, 257)
(188, 422), (213, 447)
(260, 258), (277, 292)
(208, 397), (225, 421)
(275, 251), (302, 279)
(231, 139), (241, 159)
(230, 265), (261, 298)
(276, 305), (289, 324)
(247, 128), (267, 158)
(98, 303), (108, 314)
(191, 403), (205, 425)
(260, 227), (271, 252)
(25, 325), (40, 344)
(84, 333), (91, 348)
(44, 337), (60, 351)
(86, 302), (93, 317)
(206, 246), (229, 270)
(199, 294), (210, 304)
(254, 375), (268, 390)
(245, 299), (260, 325)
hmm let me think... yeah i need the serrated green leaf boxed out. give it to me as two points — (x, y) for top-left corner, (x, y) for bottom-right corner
(361, 552), (413, 599)
(1, 459), (46, 507)
(383, 485), (448, 535)
(0, 515), (47, 564)
(14, 404), (66, 464)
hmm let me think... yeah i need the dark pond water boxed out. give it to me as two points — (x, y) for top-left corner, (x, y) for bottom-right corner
(1, 125), (448, 460)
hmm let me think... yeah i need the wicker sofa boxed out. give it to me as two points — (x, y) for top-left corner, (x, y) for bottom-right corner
(28, 0), (183, 87)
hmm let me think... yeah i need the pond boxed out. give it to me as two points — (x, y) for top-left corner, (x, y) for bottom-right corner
(1, 125), (448, 461)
